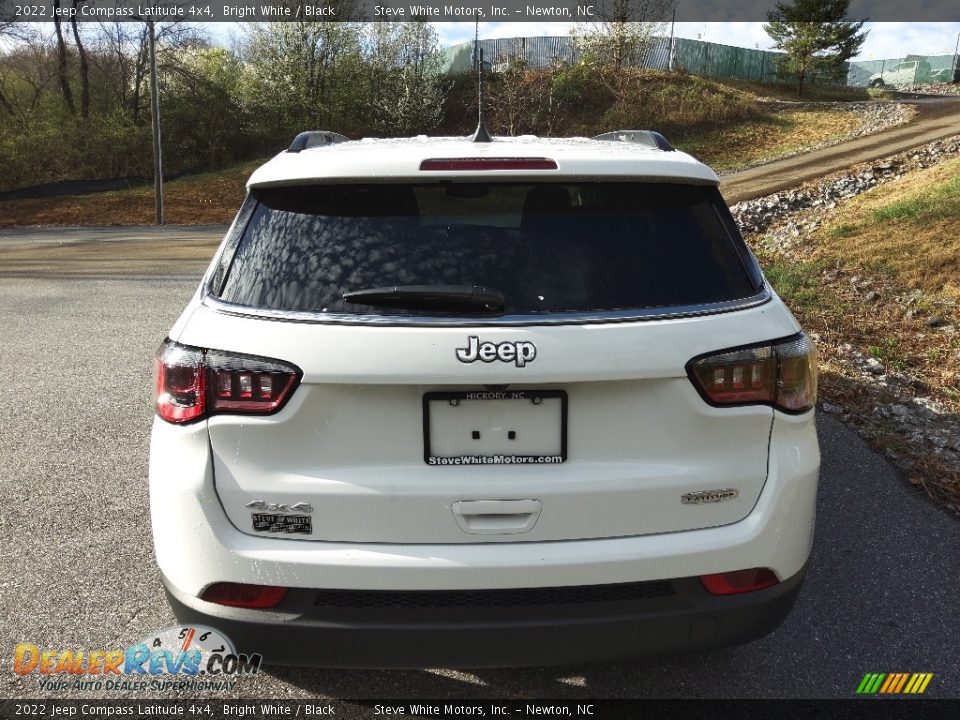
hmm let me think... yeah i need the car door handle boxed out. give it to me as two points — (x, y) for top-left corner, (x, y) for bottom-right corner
(451, 500), (542, 535)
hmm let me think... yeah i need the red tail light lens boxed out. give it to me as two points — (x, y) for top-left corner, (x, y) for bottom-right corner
(154, 344), (205, 423)
(687, 333), (817, 413)
(201, 582), (289, 609)
(700, 568), (779, 595)
(155, 340), (301, 424)
(419, 157), (558, 171)
(205, 349), (300, 415)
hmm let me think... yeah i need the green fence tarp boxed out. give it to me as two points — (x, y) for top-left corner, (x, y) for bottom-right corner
(848, 54), (958, 86)
(441, 35), (959, 89)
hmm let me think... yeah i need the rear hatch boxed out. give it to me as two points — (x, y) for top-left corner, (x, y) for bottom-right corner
(181, 180), (794, 544)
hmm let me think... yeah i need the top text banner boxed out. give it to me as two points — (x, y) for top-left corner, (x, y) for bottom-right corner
(1, 0), (958, 22)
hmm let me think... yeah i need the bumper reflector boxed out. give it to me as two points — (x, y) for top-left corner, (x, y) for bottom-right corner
(700, 568), (779, 595)
(201, 582), (289, 609)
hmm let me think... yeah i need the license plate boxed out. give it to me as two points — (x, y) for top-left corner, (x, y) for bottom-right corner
(251, 514), (312, 534)
(423, 390), (567, 466)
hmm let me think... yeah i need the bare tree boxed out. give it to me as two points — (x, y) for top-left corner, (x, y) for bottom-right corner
(69, 1), (91, 118)
(488, 57), (536, 136)
(0, 27), (58, 121)
(571, 0), (674, 73)
(0, 22), (23, 118)
(92, 22), (140, 117)
(91, 20), (203, 124)
(52, 0), (76, 115)
(241, 12), (363, 132)
(364, 19), (445, 135)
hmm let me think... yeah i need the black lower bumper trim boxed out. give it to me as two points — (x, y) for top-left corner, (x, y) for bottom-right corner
(161, 565), (807, 669)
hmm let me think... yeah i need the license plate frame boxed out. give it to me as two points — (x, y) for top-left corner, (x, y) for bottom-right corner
(422, 389), (568, 466)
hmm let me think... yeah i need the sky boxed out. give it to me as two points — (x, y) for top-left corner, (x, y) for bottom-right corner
(431, 21), (960, 60)
(5, 20), (958, 62)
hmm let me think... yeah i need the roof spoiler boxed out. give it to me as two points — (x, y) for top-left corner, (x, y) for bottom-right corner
(287, 131), (349, 153)
(591, 130), (675, 152)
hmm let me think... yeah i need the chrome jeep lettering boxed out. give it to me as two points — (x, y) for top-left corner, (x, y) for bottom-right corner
(455, 337), (537, 367)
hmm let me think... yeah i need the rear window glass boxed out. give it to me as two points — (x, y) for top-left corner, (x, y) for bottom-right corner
(215, 183), (760, 317)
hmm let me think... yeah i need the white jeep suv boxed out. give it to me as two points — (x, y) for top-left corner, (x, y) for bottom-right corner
(150, 129), (819, 668)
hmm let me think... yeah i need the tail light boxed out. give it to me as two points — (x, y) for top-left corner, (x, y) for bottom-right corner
(700, 568), (779, 595)
(201, 582), (289, 609)
(687, 333), (817, 413)
(155, 340), (301, 424)
(154, 343), (206, 423)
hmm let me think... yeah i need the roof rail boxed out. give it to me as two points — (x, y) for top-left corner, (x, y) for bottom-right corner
(591, 130), (675, 152)
(287, 131), (350, 153)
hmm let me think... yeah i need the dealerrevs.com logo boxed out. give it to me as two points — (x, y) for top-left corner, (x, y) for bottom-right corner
(14, 626), (260, 693)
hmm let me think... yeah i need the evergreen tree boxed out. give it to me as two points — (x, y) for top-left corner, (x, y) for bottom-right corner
(764, 0), (867, 97)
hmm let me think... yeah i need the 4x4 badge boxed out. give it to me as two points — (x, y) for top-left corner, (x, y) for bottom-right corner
(246, 500), (314, 514)
(456, 336), (537, 367)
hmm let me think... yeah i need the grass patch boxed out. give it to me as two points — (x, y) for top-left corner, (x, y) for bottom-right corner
(868, 337), (911, 371)
(749, 248), (959, 510)
(870, 174), (960, 223)
(827, 223), (857, 238)
(718, 79), (891, 102)
(747, 161), (960, 512)
(676, 107), (863, 172)
(762, 259), (827, 313)
(813, 157), (960, 297)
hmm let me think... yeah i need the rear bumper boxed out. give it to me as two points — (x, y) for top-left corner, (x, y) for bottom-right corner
(151, 408), (818, 667)
(162, 564), (807, 669)
(150, 412), (819, 595)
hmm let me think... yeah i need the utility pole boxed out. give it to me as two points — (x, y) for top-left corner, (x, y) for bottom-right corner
(668, 7), (676, 71)
(148, 20), (164, 225)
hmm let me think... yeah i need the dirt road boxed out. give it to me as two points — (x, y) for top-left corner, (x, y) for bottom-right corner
(719, 95), (960, 203)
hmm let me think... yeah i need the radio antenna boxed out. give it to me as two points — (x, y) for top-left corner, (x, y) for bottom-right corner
(471, 19), (492, 143)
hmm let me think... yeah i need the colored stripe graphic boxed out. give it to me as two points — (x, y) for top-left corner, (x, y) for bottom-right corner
(857, 673), (933, 694)
(856, 674), (874, 694)
(909, 673), (934, 694)
(892, 673), (910, 693)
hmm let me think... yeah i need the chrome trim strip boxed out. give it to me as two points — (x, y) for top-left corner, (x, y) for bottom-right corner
(200, 286), (772, 327)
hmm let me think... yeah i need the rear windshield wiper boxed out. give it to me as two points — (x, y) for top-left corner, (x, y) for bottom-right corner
(343, 284), (505, 313)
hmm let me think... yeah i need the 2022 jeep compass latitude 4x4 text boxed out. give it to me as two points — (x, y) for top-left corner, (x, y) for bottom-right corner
(150, 129), (819, 668)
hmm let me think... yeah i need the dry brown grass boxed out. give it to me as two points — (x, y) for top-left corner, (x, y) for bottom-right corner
(813, 157), (960, 297)
(0, 160), (261, 227)
(754, 159), (960, 512)
(0, 237), (218, 278)
(720, 78), (892, 102)
(679, 108), (865, 172)
(756, 253), (960, 508)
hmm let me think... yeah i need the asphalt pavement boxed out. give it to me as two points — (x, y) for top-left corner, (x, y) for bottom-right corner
(0, 272), (957, 700)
